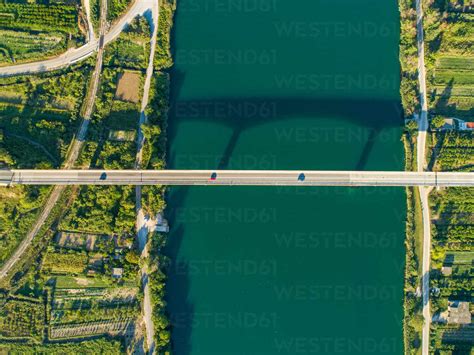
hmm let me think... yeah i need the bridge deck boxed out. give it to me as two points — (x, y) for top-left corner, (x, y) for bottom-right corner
(1, 170), (473, 187)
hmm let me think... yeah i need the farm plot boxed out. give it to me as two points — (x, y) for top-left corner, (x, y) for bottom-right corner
(0, 29), (65, 65)
(50, 318), (135, 339)
(55, 275), (112, 291)
(431, 187), (474, 251)
(51, 297), (139, 324)
(115, 71), (141, 103)
(433, 70), (474, 86)
(42, 250), (89, 274)
(0, 3), (78, 33)
(0, 3), (82, 62)
(0, 298), (44, 340)
(431, 132), (474, 172)
(0, 338), (125, 354)
(104, 16), (150, 70)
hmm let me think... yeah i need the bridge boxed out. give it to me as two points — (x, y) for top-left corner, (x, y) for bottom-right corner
(1, 170), (473, 187)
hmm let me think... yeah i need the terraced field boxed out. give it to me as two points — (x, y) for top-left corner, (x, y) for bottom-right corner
(0, 2), (83, 65)
(0, 30), (65, 65)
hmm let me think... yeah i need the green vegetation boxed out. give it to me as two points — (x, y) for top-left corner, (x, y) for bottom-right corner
(108, 0), (132, 22)
(423, 0), (474, 119)
(0, 338), (125, 354)
(398, 0), (420, 117)
(414, 2), (474, 352)
(402, 133), (424, 355)
(0, 30), (64, 65)
(104, 16), (150, 70)
(0, 2), (84, 65)
(90, 0), (100, 34)
(430, 132), (474, 171)
(0, 3), (77, 32)
(60, 185), (136, 235)
(51, 295), (139, 325)
(0, 64), (91, 269)
(0, 3), (176, 352)
(42, 249), (89, 274)
(148, 232), (171, 350)
(0, 67), (92, 165)
(398, 2), (424, 353)
(429, 188), (473, 353)
(155, 0), (176, 71)
(0, 296), (44, 341)
(426, 108), (473, 353)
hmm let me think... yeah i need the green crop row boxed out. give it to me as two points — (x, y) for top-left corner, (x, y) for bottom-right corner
(0, 4), (77, 33)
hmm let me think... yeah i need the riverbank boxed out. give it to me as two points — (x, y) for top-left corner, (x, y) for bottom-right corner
(398, 0), (424, 353)
(142, 0), (176, 353)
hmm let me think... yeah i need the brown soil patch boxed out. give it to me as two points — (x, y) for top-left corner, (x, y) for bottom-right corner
(116, 71), (140, 103)
(74, 277), (89, 286)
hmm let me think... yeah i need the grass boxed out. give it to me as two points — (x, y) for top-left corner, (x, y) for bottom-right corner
(55, 275), (111, 289)
(432, 85), (474, 97)
(433, 70), (474, 85)
(0, 338), (125, 354)
(447, 251), (474, 264)
(436, 56), (474, 70)
(413, 187), (424, 275)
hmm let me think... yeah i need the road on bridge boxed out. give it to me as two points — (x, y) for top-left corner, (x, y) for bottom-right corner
(1, 170), (473, 187)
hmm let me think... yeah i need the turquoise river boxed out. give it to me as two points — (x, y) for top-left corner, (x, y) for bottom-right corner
(165, 0), (406, 354)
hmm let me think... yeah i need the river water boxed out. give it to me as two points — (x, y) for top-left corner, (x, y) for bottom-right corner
(165, 0), (405, 354)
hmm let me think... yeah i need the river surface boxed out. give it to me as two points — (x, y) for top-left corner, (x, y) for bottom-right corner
(165, 0), (405, 354)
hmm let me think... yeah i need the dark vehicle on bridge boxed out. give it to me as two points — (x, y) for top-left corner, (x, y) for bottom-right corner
(298, 173), (305, 181)
(210, 172), (217, 181)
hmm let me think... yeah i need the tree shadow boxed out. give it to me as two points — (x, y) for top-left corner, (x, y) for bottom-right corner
(434, 78), (455, 115)
(428, 131), (447, 171)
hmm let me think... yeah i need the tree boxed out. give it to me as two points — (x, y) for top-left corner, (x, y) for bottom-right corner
(125, 250), (140, 265)
(406, 119), (418, 133)
(431, 116), (445, 130)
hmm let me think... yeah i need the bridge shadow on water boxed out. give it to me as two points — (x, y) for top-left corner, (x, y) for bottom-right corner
(163, 70), (404, 355)
(168, 70), (403, 171)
